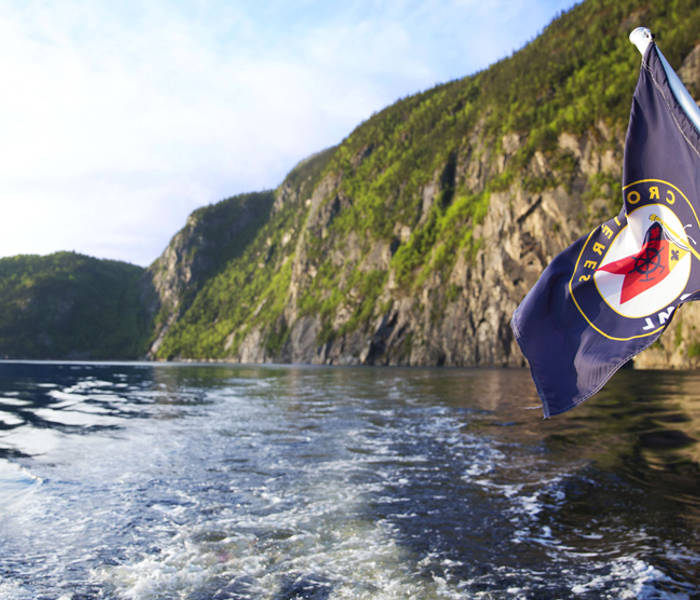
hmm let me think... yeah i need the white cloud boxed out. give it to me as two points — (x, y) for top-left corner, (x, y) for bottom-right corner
(0, 0), (576, 266)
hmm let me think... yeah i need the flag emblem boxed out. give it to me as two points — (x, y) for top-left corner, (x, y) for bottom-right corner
(593, 195), (693, 318)
(599, 223), (678, 303)
(570, 182), (698, 340)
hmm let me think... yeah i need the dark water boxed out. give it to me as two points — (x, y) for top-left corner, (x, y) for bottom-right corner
(0, 362), (698, 599)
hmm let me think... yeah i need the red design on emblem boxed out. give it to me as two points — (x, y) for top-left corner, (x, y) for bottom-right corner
(597, 223), (674, 303)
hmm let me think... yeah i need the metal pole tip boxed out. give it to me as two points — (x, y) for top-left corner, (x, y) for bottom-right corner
(629, 27), (654, 55)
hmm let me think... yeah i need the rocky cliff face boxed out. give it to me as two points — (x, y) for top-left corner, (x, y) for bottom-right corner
(145, 119), (626, 367)
(145, 191), (275, 356)
(145, 2), (700, 369)
(253, 122), (622, 367)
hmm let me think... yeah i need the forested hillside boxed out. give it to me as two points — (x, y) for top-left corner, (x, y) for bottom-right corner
(0, 252), (151, 359)
(4, 0), (700, 366)
(145, 0), (700, 367)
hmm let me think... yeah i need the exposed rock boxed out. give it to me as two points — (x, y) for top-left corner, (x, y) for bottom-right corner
(146, 191), (275, 357)
(143, 28), (700, 371)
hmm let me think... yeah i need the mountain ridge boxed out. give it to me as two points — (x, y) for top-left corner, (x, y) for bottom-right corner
(4, 0), (700, 367)
(146, 0), (700, 367)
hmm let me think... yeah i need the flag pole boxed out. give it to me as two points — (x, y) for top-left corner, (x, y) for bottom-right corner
(630, 27), (700, 135)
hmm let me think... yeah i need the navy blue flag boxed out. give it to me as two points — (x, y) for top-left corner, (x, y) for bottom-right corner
(511, 35), (700, 417)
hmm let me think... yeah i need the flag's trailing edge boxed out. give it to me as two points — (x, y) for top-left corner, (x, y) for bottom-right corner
(511, 30), (700, 417)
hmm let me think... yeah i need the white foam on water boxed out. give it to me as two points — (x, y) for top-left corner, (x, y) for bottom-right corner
(461, 442), (505, 479)
(93, 408), (485, 599)
(571, 556), (691, 599)
(2, 366), (698, 599)
(99, 539), (220, 600)
(98, 516), (468, 600)
(0, 581), (33, 600)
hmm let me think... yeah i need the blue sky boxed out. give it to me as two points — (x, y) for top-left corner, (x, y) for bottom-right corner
(0, 0), (578, 266)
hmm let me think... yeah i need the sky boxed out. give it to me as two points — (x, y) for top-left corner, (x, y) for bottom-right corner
(0, 0), (579, 267)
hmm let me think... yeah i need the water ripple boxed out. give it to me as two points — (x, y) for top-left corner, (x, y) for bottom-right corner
(0, 362), (697, 598)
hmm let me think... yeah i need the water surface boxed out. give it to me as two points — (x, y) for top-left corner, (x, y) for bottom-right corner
(0, 362), (698, 599)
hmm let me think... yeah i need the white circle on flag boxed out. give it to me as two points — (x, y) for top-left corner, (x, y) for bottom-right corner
(594, 204), (691, 318)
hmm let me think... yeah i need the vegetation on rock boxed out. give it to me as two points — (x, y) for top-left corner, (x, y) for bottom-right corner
(151, 0), (700, 364)
(4, 0), (700, 367)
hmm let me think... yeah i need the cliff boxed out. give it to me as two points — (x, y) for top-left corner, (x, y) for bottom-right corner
(4, 0), (700, 368)
(145, 190), (276, 357)
(145, 0), (700, 368)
